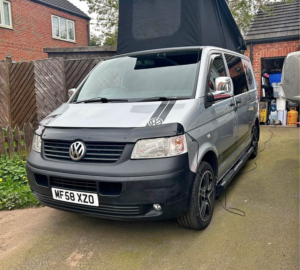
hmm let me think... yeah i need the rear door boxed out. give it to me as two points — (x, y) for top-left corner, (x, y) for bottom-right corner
(224, 54), (252, 157)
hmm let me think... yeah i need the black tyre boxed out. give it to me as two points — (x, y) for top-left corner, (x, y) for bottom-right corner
(250, 125), (259, 159)
(177, 162), (216, 230)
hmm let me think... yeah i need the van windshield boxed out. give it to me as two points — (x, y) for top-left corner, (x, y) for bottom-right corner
(73, 50), (201, 102)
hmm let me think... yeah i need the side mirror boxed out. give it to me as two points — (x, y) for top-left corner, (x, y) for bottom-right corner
(68, 88), (76, 99)
(215, 77), (232, 93)
(206, 77), (233, 108)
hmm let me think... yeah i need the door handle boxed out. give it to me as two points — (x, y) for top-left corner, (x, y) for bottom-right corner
(236, 99), (242, 104)
(230, 102), (235, 107)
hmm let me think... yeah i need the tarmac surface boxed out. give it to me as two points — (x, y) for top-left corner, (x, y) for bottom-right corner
(0, 126), (299, 270)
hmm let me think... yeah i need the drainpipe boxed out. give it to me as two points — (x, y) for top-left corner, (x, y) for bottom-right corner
(87, 20), (91, 46)
(250, 43), (253, 63)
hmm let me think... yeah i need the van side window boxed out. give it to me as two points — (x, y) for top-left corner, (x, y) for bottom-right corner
(207, 54), (227, 93)
(225, 54), (249, 95)
(242, 59), (255, 90)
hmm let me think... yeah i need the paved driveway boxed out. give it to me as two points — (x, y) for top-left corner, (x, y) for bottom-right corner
(0, 127), (299, 270)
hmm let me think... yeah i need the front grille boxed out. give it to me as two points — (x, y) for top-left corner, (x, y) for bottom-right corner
(34, 192), (142, 216)
(43, 141), (125, 163)
(50, 177), (97, 192)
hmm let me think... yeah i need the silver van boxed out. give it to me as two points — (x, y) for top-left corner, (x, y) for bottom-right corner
(26, 46), (260, 230)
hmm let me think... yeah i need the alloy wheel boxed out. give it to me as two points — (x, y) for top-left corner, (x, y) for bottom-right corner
(198, 170), (214, 222)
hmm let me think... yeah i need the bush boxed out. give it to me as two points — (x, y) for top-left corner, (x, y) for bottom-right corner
(0, 155), (40, 210)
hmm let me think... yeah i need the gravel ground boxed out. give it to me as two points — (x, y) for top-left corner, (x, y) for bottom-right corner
(0, 126), (299, 270)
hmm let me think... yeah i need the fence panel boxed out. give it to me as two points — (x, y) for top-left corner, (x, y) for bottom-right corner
(0, 56), (108, 129)
(65, 58), (102, 90)
(0, 61), (10, 126)
(34, 58), (66, 122)
(0, 123), (34, 157)
(10, 61), (36, 127)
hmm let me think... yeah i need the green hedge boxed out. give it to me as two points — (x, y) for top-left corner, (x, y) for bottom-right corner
(0, 155), (40, 210)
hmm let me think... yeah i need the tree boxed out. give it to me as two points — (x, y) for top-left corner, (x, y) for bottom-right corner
(82, 0), (290, 44)
(90, 34), (102, 46)
(225, 0), (291, 34)
(81, 0), (119, 46)
(103, 29), (118, 46)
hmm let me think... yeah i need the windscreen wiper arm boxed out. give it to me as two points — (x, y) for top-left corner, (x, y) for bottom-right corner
(74, 97), (128, 104)
(138, 97), (189, 102)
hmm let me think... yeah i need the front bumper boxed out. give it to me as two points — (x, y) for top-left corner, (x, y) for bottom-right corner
(26, 151), (195, 220)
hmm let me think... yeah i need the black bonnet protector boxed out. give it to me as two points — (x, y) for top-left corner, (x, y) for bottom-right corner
(42, 123), (185, 143)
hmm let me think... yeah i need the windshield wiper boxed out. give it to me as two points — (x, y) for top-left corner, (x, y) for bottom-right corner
(74, 97), (128, 104)
(137, 96), (189, 102)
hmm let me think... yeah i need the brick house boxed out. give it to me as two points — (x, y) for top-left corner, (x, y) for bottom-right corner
(244, 0), (300, 97)
(0, 0), (90, 61)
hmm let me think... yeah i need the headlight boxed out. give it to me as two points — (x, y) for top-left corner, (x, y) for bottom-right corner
(32, 134), (42, 153)
(131, 135), (187, 159)
(32, 125), (44, 153)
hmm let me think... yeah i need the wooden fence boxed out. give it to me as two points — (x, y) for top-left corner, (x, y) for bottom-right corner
(0, 123), (34, 158)
(0, 56), (104, 127)
(34, 58), (67, 122)
(10, 61), (36, 127)
(0, 61), (10, 126)
(65, 58), (101, 90)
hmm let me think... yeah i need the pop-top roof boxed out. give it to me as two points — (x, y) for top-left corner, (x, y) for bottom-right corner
(117, 0), (247, 55)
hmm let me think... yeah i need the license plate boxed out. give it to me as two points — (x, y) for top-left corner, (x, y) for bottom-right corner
(51, 188), (99, 207)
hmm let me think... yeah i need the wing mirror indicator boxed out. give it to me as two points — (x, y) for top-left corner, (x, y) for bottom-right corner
(207, 92), (232, 103)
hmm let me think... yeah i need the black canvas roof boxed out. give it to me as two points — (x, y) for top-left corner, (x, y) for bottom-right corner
(30, 0), (90, 20)
(245, 0), (300, 43)
(117, 0), (246, 55)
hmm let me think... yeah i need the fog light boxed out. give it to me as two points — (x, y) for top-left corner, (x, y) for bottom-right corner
(153, 204), (162, 211)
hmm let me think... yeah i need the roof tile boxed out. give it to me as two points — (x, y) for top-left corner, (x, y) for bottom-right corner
(245, 0), (300, 42)
(30, 0), (90, 19)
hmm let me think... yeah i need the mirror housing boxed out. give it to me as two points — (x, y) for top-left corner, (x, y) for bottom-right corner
(215, 77), (233, 93)
(207, 92), (215, 103)
(68, 88), (76, 99)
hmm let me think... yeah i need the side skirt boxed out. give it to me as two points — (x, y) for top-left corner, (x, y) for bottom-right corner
(216, 145), (254, 196)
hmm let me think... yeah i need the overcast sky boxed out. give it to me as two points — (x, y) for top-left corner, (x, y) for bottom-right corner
(68, 0), (99, 34)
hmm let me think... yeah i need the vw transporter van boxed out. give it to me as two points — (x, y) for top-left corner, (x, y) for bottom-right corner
(27, 46), (260, 230)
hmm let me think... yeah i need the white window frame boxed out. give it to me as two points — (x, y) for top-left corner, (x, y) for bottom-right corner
(0, 0), (13, 29)
(51, 15), (76, 43)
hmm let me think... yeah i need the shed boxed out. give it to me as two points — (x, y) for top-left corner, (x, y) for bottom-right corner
(44, 46), (117, 59)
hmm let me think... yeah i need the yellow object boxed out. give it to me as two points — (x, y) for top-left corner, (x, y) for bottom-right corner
(287, 107), (298, 126)
(259, 102), (268, 123)
(260, 108), (267, 123)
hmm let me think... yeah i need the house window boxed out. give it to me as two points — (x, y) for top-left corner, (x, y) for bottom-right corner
(51, 15), (75, 42)
(0, 0), (12, 29)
